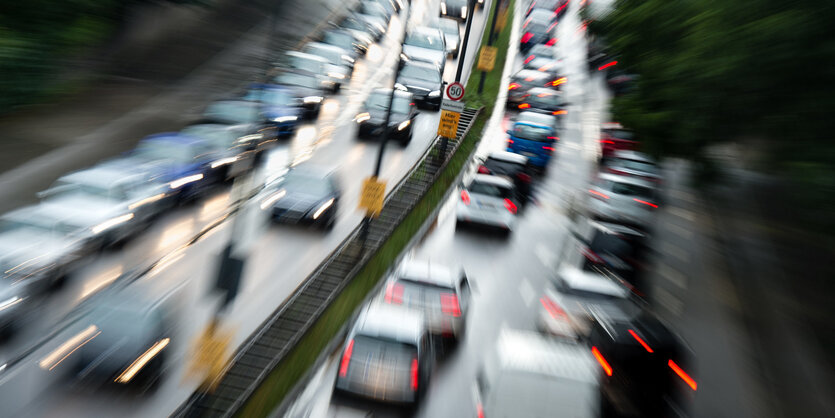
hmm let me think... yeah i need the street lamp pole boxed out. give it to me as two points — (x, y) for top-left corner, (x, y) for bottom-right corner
(477, 0), (502, 93)
(454, 0), (478, 83)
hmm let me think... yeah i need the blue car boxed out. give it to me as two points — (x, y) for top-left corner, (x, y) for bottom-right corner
(506, 121), (559, 168)
(129, 133), (221, 202)
(243, 83), (303, 136)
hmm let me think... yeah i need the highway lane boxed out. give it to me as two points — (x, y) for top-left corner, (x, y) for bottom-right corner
(0, 0), (495, 416)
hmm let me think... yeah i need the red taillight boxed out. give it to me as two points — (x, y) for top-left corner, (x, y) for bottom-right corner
(410, 358), (419, 391)
(581, 246), (604, 263)
(551, 77), (566, 87)
(517, 172), (532, 183)
(508, 82), (520, 90)
(634, 198), (658, 209)
(555, 3), (568, 15)
(552, 110), (567, 115)
(461, 189), (471, 205)
(518, 103), (530, 109)
(440, 293), (461, 316)
(410, 102), (416, 106)
(545, 38), (557, 46)
(478, 165), (490, 174)
(477, 403), (485, 418)
(547, 21), (558, 32)
(669, 360), (697, 391)
(600, 139), (615, 145)
(506, 138), (514, 144)
(523, 55), (535, 65)
(592, 346), (613, 376)
(628, 329), (654, 353)
(504, 198), (517, 214)
(546, 136), (559, 140)
(339, 339), (354, 377)
(521, 32), (534, 43)
(540, 296), (567, 319)
(598, 60), (618, 71)
(385, 282), (404, 304)
(542, 146), (555, 152)
(589, 189), (610, 200)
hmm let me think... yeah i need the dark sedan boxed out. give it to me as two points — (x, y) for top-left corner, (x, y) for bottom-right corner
(516, 87), (568, 116)
(243, 84), (304, 135)
(520, 9), (558, 53)
(261, 165), (341, 230)
(355, 88), (418, 145)
(506, 69), (561, 107)
(395, 60), (444, 110)
(273, 70), (329, 119)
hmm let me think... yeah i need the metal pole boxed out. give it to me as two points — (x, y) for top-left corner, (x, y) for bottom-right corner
(454, 0), (477, 83)
(477, 0), (502, 94)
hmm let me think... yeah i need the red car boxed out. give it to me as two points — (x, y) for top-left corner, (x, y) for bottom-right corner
(599, 122), (637, 160)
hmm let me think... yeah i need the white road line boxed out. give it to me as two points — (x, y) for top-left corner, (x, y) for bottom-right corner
(668, 206), (696, 222)
(660, 241), (690, 263)
(665, 221), (694, 239)
(535, 243), (555, 267)
(519, 278), (536, 307)
(654, 286), (684, 317)
(657, 262), (688, 289)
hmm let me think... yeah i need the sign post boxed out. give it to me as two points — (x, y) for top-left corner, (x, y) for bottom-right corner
(478, 0), (504, 94)
(359, 176), (387, 218)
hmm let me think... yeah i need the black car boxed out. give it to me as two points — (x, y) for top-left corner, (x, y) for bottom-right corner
(520, 9), (557, 52)
(396, 60), (444, 110)
(575, 221), (649, 290)
(507, 69), (559, 107)
(261, 165), (340, 230)
(516, 87), (568, 116)
(440, 0), (468, 21)
(355, 88), (418, 145)
(273, 69), (329, 119)
(476, 151), (534, 202)
(523, 43), (557, 66)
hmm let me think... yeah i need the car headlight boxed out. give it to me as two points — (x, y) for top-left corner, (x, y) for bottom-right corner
(169, 173), (204, 189)
(0, 296), (22, 312)
(260, 189), (286, 210)
(440, 2), (447, 14)
(303, 96), (323, 104)
(428, 90), (441, 97)
(312, 198), (335, 220)
(211, 156), (239, 169)
(397, 120), (411, 131)
(355, 112), (371, 123)
(91, 213), (135, 235)
(394, 83), (408, 91)
(272, 115), (298, 123)
(327, 72), (346, 80)
(341, 54), (355, 63)
(461, 6), (467, 18)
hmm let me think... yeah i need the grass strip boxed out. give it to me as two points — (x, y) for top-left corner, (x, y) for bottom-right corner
(236, 1), (513, 416)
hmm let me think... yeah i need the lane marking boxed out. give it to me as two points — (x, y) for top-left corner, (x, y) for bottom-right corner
(519, 278), (535, 307)
(653, 286), (684, 317)
(657, 262), (688, 289)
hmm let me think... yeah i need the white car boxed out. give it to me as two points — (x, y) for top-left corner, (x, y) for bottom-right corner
(587, 173), (659, 229)
(456, 174), (519, 233)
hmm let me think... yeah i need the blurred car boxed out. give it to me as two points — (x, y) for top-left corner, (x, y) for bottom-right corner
(456, 174), (519, 233)
(369, 0), (397, 18)
(523, 56), (563, 76)
(395, 60), (444, 110)
(505, 119), (559, 169)
(282, 51), (340, 93)
(512, 109), (559, 131)
(0, 278), (36, 333)
(273, 69), (330, 119)
(473, 329), (600, 417)
(588, 173), (660, 229)
(589, 311), (697, 417)
(506, 69), (560, 107)
(333, 303), (432, 406)
(356, 13), (390, 41)
(322, 28), (370, 57)
(516, 87), (568, 116)
(401, 26), (447, 73)
(538, 265), (641, 338)
(381, 259), (471, 343)
(440, 0), (468, 21)
(240, 84), (304, 136)
(355, 88), (417, 145)
(438, 18), (461, 58)
(519, 9), (558, 52)
(303, 41), (356, 77)
(575, 221), (649, 288)
(523, 43), (557, 66)
(599, 122), (638, 161)
(603, 150), (662, 184)
(525, 0), (566, 15)
(338, 14), (384, 43)
(72, 298), (171, 390)
(260, 165), (340, 230)
(475, 151), (533, 202)
(358, 0), (392, 23)
(38, 162), (176, 246)
(180, 123), (259, 178)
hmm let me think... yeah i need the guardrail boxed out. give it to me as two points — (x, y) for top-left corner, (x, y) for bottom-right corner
(176, 107), (482, 417)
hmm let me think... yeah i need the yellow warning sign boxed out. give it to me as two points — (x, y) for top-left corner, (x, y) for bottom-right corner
(437, 110), (460, 138)
(477, 46), (498, 72)
(359, 176), (387, 217)
(185, 321), (233, 392)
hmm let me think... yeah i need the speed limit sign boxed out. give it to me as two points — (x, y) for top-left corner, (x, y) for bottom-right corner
(446, 82), (465, 101)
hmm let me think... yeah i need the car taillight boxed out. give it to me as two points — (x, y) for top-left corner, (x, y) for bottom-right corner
(440, 293), (461, 316)
(592, 346), (613, 376)
(628, 329), (654, 353)
(508, 82), (520, 90)
(589, 189), (610, 200)
(552, 110), (567, 115)
(521, 32), (534, 43)
(410, 358), (419, 391)
(517, 172), (532, 183)
(385, 282), (404, 304)
(542, 146), (555, 152)
(506, 138), (514, 145)
(461, 190), (471, 205)
(547, 136), (559, 140)
(524, 55), (535, 65)
(600, 140), (615, 145)
(551, 77), (566, 87)
(598, 60), (618, 71)
(518, 103), (530, 109)
(339, 339), (354, 377)
(477, 403), (485, 418)
(581, 245), (604, 264)
(669, 360), (697, 390)
(545, 38), (557, 46)
(504, 198), (517, 214)
(540, 296), (567, 319)
(478, 165), (490, 174)
(634, 198), (658, 209)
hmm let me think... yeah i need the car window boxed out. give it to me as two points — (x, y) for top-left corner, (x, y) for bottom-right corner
(590, 232), (633, 258)
(323, 32), (353, 49)
(439, 20), (459, 35)
(400, 64), (440, 82)
(244, 88), (296, 106)
(405, 32), (444, 51)
(396, 279), (455, 310)
(135, 140), (199, 163)
(182, 126), (236, 149)
(469, 181), (513, 199)
(512, 124), (552, 141)
(281, 173), (332, 195)
(604, 129), (634, 140)
(606, 181), (653, 198)
(484, 158), (522, 176)
(204, 102), (259, 124)
(346, 335), (417, 385)
(367, 92), (411, 113)
(616, 159), (657, 172)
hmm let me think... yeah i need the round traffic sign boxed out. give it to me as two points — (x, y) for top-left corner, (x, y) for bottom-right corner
(446, 82), (465, 101)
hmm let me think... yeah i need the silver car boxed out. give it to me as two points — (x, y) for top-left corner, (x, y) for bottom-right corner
(401, 26), (447, 73)
(438, 18), (461, 58)
(456, 174), (519, 233)
(380, 259), (471, 342)
(587, 173), (660, 229)
(302, 42), (355, 78)
(603, 150), (663, 184)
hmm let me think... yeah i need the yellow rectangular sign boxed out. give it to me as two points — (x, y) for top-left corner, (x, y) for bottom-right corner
(359, 176), (387, 217)
(437, 110), (460, 138)
(477, 46), (498, 72)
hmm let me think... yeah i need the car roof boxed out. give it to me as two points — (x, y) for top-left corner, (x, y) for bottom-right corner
(355, 303), (423, 343)
(486, 151), (528, 165)
(514, 69), (548, 79)
(597, 173), (655, 188)
(493, 328), (598, 384)
(517, 111), (557, 124)
(285, 50), (329, 63)
(439, 17), (460, 29)
(57, 165), (146, 189)
(305, 42), (346, 54)
(611, 150), (656, 163)
(471, 173), (514, 188)
(397, 259), (458, 287)
(557, 266), (629, 298)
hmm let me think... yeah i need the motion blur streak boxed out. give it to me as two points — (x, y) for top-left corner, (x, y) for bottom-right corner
(669, 360), (698, 391)
(80, 265), (124, 300)
(592, 346), (613, 376)
(128, 193), (166, 210)
(114, 338), (170, 383)
(39, 326), (100, 371)
(628, 329), (654, 353)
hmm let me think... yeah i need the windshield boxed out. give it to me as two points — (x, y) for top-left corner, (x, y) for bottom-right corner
(304, 45), (341, 64)
(529, 45), (555, 58)
(50, 179), (117, 201)
(601, 180), (654, 198)
(530, 92), (565, 106)
(323, 32), (353, 49)
(484, 158), (523, 176)
(400, 64), (439, 82)
(405, 32), (444, 51)
(244, 88), (296, 106)
(396, 280), (456, 311)
(366, 93), (411, 113)
(276, 72), (320, 89)
(204, 102), (259, 124)
(181, 126), (236, 149)
(469, 181), (513, 198)
(289, 55), (323, 72)
(281, 173), (331, 195)
(512, 124), (553, 141)
(135, 140), (202, 163)
(526, 21), (549, 34)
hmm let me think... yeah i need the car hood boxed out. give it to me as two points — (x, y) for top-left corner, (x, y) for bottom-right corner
(272, 191), (330, 212)
(402, 45), (445, 66)
(396, 76), (441, 94)
(41, 196), (122, 224)
(79, 324), (162, 375)
(367, 108), (409, 125)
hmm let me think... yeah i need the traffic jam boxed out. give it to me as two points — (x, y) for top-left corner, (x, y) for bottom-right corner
(0, 0), (702, 416)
